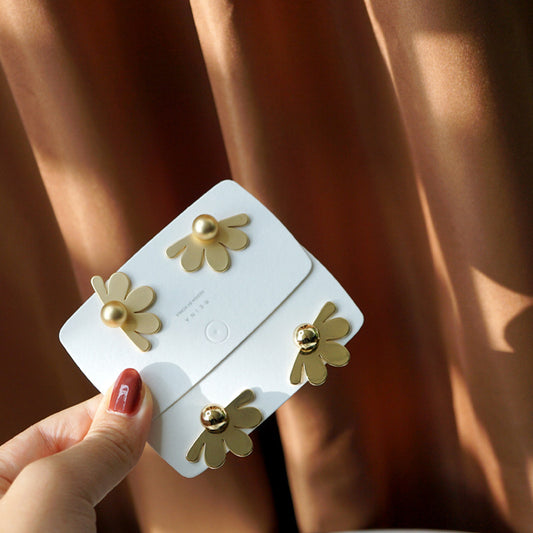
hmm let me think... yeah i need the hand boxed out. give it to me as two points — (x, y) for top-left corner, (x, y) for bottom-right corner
(0, 369), (152, 533)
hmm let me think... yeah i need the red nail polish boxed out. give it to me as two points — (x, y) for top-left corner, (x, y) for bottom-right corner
(109, 368), (143, 415)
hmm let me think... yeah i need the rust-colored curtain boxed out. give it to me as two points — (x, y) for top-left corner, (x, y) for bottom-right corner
(1, 1), (532, 532)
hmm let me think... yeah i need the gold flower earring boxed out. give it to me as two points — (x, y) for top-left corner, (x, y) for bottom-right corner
(186, 389), (262, 469)
(290, 302), (351, 386)
(91, 272), (161, 352)
(166, 213), (249, 272)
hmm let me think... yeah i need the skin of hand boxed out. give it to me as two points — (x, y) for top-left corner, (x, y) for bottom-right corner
(0, 368), (152, 533)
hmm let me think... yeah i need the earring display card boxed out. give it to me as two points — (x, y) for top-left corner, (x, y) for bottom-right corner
(60, 180), (364, 477)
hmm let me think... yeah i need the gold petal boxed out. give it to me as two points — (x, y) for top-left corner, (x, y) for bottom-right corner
(107, 272), (130, 301)
(186, 433), (206, 463)
(166, 235), (190, 258)
(228, 389), (255, 410)
(181, 243), (205, 272)
(320, 317), (350, 340)
(320, 342), (350, 367)
(218, 226), (249, 251)
(133, 312), (161, 334)
(313, 301), (337, 328)
(220, 213), (249, 228)
(229, 406), (262, 429)
(224, 427), (253, 457)
(91, 275), (108, 303)
(303, 354), (328, 386)
(205, 242), (230, 272)
(290, 353), (305, 385)
(125, 285), (155, 312)
(124, 329), (151, 352)
(204, 433), (227, 469)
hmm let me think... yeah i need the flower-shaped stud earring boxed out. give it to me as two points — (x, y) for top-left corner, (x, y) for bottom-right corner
(166, 213), (249, 272)
(186, 389), (262, 469)
(91, 272), (161, 352)
(290, 302), (351, 386)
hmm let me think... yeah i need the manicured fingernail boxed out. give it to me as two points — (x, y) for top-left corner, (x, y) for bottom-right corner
(109, 368), (143, 415)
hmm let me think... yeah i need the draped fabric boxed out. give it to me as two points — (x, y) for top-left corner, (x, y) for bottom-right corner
(1, 1), (532, 531)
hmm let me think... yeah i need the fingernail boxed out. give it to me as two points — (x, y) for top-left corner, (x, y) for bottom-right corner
(109, 368), (143, 415)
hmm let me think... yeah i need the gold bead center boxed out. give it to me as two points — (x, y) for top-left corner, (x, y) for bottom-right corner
(200, 405), (229, 433)
(192, 214), (219, 241)
(101, 300), (129, 328)
(294, 324), (320, 353)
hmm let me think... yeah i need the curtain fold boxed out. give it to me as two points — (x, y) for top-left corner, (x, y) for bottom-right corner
(0, 1), (531, 531)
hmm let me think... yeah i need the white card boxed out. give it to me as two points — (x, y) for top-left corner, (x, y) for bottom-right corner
(60, 180), (364, 477)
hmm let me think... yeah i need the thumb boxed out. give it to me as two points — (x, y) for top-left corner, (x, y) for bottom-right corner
(45, 368), (152, 506)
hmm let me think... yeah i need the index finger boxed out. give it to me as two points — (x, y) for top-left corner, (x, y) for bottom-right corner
(0, 394), (102, 497)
